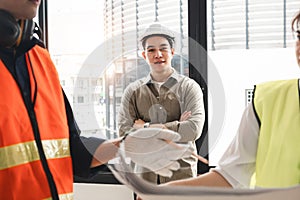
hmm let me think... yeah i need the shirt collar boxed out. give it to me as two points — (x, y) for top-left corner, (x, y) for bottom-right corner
(142, 68), (181, 85)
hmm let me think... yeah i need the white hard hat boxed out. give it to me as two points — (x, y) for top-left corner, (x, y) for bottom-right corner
(139, 22), (175, 41)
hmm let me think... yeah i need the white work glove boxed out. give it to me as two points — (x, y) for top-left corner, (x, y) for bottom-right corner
(119, 128), (193, 177)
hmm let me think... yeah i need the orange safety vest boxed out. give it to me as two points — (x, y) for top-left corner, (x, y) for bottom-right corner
(0, 45), (73, 200)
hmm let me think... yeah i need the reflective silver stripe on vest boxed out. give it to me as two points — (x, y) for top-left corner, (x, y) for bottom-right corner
(0, 139), (70, 170)
(44, 192), (74, 200)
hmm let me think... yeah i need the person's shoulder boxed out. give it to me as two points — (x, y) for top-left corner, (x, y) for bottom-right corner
(254, 78), (299, 103)
(124, 77), (148, 91)
(178, 75), (201, 86)
(255, 78), (298, 89)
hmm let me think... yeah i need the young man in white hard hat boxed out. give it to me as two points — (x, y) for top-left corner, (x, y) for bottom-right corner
(118, 23), (205, 184)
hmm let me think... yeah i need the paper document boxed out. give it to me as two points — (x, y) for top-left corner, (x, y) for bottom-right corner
(108, 151), (300, 200)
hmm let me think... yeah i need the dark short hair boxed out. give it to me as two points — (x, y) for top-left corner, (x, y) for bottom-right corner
(141, 34), (175, 50)
(292, 10), (300, 32)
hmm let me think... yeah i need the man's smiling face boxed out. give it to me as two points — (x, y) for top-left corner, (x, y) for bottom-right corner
(142, 36), (174, 74)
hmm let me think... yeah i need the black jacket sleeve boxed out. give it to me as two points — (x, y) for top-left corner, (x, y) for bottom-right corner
(62, 89), (105, 178)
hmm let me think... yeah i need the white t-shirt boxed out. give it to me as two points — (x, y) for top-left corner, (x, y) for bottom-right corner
(152, 80), (164, 92)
